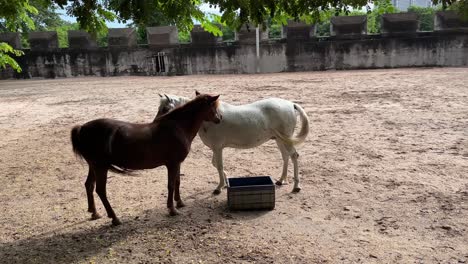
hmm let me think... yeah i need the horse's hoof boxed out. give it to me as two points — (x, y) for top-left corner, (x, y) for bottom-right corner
(213, 189), (222, 195)
(169, 208), (179, 216)
(112, 218), (122, 226)
(176, 200), (185, 208)
(292, 187), (302, 193)
(276, 180), (288, 186)
(91, 213), (102, 220)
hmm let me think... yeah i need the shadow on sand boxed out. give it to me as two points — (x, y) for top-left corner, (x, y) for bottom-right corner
(1, 190), (272, 264)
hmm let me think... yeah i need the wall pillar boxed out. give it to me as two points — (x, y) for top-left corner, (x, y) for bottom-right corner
(282, 20), (315, 41)
(108, 28), (137, 48)
(0, 32), (22, 49)
(381, 13), (420, 35)
(434, 11), (468, 31)
(68, 30), (98, 49)
(147, 26), (179, 48)
(190, 25), (220, 45)
(235, 24), (269, 44)
(330, 16), (367, 39)
(28, 31), (59, 51)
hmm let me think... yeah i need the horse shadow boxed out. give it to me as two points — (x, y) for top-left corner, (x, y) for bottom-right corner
(0, 190), (271, 264)
(184, 188), (273, 220)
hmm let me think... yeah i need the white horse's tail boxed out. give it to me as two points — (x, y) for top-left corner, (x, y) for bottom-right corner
(293, 104), (310, 144)
(274, 103), (310, 146)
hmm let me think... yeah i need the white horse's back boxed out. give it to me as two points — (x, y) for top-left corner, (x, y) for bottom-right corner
(201, 98), (297, 149)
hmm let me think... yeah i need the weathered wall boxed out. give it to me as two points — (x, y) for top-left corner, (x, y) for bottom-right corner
(3, 31), (466, 80)
(285, 32), (468, 71)
(162, 31), (468, 73)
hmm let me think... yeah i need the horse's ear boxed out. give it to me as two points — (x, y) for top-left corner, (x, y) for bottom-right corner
(210, 95), (220, 103)
(195, 90), (201, 96)
(164, 94), (170, 101)
(158, 93), (163, 98)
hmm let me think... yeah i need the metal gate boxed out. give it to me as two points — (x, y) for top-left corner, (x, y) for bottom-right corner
(151, 52), (168, 75)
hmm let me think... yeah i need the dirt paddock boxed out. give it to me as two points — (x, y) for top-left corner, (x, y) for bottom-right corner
(0, 68), (467, 263)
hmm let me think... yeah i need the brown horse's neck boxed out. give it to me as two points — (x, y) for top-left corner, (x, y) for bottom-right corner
(156, 99), (208, 141)
(174, 112), (206, 142)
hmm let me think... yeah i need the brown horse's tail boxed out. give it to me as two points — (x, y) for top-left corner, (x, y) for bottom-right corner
(71, 124), (134, 175)
(109, 165), (134, 175)
(71, 125), (84, 159)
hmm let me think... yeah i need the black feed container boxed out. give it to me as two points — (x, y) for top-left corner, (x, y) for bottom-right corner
(227, 176), (275, 210)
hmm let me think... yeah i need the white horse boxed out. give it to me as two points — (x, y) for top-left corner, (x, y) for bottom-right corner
(156, 92), (310, 194)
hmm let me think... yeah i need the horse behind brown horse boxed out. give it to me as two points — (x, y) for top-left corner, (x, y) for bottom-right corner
(71, 93), (222, 225)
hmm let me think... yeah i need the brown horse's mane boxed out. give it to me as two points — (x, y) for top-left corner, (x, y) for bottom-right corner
(155, 94), (218, 122)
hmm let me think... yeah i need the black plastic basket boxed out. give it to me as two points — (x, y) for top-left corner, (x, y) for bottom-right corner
(227, 176), (275, 210)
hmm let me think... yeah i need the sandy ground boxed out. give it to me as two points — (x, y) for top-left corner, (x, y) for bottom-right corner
(0, 68), (467, 263)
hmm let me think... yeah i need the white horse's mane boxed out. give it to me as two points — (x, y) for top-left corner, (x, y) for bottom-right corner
(159, 93), (188, 103)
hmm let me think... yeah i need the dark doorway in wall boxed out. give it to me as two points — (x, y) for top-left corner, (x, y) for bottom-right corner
(153, 52), (167, 74)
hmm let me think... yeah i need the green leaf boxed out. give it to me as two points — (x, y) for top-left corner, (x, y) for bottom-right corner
(200, 19), (223, 37)
(0, 42), (24, 72)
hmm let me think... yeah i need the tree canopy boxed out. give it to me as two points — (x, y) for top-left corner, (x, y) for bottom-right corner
(0, 0), (37, 72)
(1, 0), (467, 72)
(2, 0), (467, 36)
(48, 0), (466, 33)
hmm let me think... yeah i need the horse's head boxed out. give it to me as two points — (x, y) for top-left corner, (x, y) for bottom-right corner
(156, 94), (183, 117)
(196, 91), (222, 124)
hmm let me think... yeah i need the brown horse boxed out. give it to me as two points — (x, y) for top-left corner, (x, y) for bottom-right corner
(71, 93), (222, 225)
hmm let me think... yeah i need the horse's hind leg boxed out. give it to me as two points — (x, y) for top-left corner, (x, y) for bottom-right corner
(212, 149), (227, 195)
(275, 140), (290, 186)
(276, 140), (301, 192)
(95, 167), (121, 226)
(85, 166), (101, 220)
(290, 150), (301, 193)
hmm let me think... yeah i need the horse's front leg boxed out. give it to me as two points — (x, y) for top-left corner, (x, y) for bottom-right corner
(167, 163), (180, 216)
(174, 164), (185, 208)
(212, 149), (227, 195)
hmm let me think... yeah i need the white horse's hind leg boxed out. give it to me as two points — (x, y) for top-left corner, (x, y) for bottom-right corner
(276, 140), (301, 192)
(275, 140), (290, 186)
(212, 149), (227, 195)
(291, 151), (301, 192)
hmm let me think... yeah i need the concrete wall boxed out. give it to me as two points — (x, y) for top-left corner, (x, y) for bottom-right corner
(1, 13), (467, 79)
(3, 31), (466, 79)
